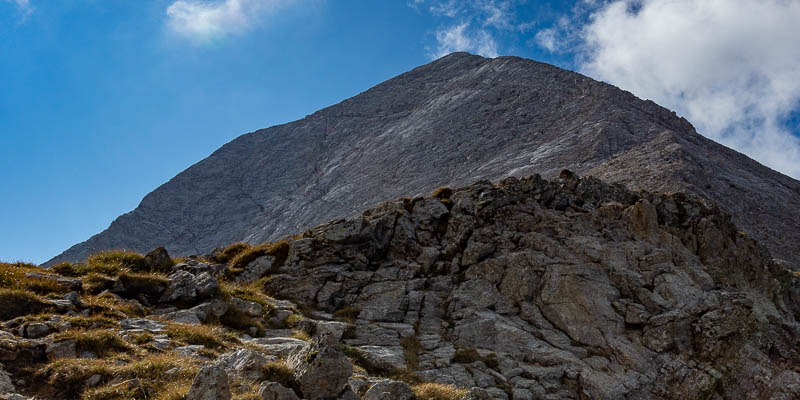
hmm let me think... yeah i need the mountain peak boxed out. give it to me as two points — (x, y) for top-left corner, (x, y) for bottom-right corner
(46, 55), (800, 269)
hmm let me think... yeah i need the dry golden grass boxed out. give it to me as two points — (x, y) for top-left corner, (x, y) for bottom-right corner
(332, 305), (360, 323)
(82, 292), (144, 318)
(87, 250), (146, 275)
(219, 279), (274, 309)
(411, 383), (468, 400)
(401, 336), (422, 371)
(213, 242), (252, 264)
(54, 328), (134, 357)
(40, 354), (200, 400)
(290, 329), (311, 342)
(0, 289), (53, 320)
(432, 186), (453, 199)
(0, 262), (66, 295)
(163, 322), (239, 350)
(261, 361), (298, 392)
(229, 240), (290, 271)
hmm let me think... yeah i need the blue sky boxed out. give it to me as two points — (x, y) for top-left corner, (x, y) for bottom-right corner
(2, 0), (799, 263)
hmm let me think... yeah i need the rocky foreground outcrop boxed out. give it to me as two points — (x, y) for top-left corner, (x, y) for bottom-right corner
(4, 172), (800, 399)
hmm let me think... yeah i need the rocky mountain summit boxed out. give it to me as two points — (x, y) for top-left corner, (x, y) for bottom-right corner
(4, 173), (800, 399)
(47, 52), (800, 269)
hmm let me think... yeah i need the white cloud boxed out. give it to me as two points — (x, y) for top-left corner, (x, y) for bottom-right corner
(433, 22), (499, 59)
(416, 0), (531, 59)
(574, 0), (800, 178)
(166, 0), (288, 42)
(4, 0), (33, 19)
(534, 0), (800, 178)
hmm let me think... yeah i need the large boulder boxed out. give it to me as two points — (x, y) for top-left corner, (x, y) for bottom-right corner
(215, 349), (275, 382)
(258, 382), (300, 400)
(362, 380), (414, 400)
(186, 365), (230, 400)
(144, 247), (174, 272)
(159, 271), (219, 305)
(285, 335), (353, 400)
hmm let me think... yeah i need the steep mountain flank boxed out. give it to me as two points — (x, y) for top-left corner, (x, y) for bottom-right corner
(6, 173), (800, 399)
(46, 52), (800, 268)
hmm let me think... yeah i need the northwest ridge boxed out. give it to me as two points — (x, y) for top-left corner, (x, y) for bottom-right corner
(46, 52), (800, 269)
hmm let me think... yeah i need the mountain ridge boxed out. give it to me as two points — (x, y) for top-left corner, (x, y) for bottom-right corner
(46, 52), (800, 268)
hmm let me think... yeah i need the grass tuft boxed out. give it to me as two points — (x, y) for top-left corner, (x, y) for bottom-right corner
(432, 187), (453, 199)
(0, 262), (66, 295)
(412, 383), (468, 400)
(164, 322), (238, 350)
(55, 329), (133, 357)
(452, 348), (499, 370)
(261, 361), (299, 392)
(401, 336), (422, 371)
(213, 243), (252, 264)
(229, 240), (290, 272)
(332, 306), (360, 323)
(0, 289), (53, 320)
(87, 250), (146, 275)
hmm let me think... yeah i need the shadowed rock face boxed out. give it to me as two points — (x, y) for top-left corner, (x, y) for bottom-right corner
(46, 52), (800, 267)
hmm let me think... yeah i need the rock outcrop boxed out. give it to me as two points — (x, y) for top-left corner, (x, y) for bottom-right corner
(3, 173), (799, 399)
(47, 52), (800, 271)
(238, 172), (800, 399)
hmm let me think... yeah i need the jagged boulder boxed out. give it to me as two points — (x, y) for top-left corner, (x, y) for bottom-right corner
(257, 382), (299, 400)
(214, 349), (275, 382)
(362, 380), (414, 400)
(186, 365), (230, 400)
(144, 247), (173, 272)
(159, 270), (219, 305)
(285, 334), (353, 400)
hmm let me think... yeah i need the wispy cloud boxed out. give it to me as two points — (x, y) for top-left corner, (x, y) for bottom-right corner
(532, 0), (800, 179)
(3, 0), (34, 20)
(414, 0), (531, 59)
(166, 0), (290, 43)
(433, 22), (498, 59)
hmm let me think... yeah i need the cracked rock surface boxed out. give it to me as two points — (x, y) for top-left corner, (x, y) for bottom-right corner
(244, 173), (800, 399)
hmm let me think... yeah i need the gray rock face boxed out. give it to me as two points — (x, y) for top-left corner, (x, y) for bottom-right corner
(362, 380), (414, 400)
(258, 382), (299, 400)
(186, 365), (231, 400)
(47, 52), (800, 270)
(159, 271), (219, 305)
(285, 335), (353, 400)
(0, 368), (14, 395)
(253, 173), (800, 400)
(45, 340), (76, 361)
(214, 349), (275, 382)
